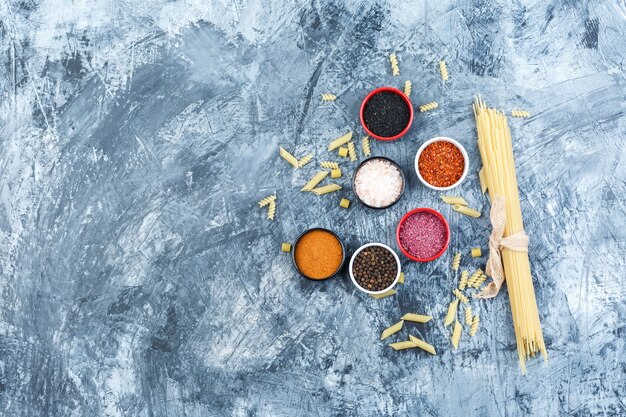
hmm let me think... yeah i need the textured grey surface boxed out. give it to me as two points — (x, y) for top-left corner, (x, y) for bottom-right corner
(0, 1), (625, 416)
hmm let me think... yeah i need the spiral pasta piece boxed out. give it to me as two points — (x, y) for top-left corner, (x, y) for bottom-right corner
(469, 315), (480, 337)
(297, 154), (313, 168)
(321, 93), (337, 101)
(389, 53), (400, 76)
(258, 194), (277, 207)
(473, 273), (487, 289)
(464, 305), (473, 325)
(453, 288), (469, 304)
(467, 268), (483, 287)
(439, 60), (449, 81)
(319, 161), (339, 169)
(459, 270), (469, 290)
(511, 110), (531, 118)
(361, 136), (371, 157)
(348, 141), (357, 162)
(451, 252), (461, 271)
(267, 201), (276, 220)
(403, 80), (412, 97)
(419, 102), (439, 112)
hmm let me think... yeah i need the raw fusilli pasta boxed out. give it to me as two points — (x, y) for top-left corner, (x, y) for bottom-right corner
(459, 270), (469, 290)
(362, 136), (371, 157)
(451, 252), (461, 271)
(467, 268), (483, 287)
(297, 154), (313, 168)
(439, 60), (449, 81)
(348, 141), (357, 162)
(419, 102), (439, 112)
(453, 288), (469, 304)
(464, 305), (473, 325)
(472, 273), (487, 289)
(320, 161), (339, 169)
(404, 80), (412, 97)
(389, 53), (400, 76)
(321, 93), (337, 101)
(469, 315), (480, 337)
(267, 201), (276, 220)
(511, 110), (531, 118)
(258, 194), (277, 207)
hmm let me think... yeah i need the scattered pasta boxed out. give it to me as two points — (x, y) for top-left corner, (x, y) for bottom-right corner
(258, 194), (277, 207)
(381, 320), (404, 340)
(338, 147), (349, 157)
(362, 136), (371, 157)
(281, 243), (292, 252)
(459, 270), (469, 290)
(370, 289), (396, 299)
(511, 110), (531, 118)
(472, 274), (487, 289)
(397, 272), (405, 284)
(267, 201), (276, 220)
(467, 268), (483, 287)
(408, 335), (437, 355)
(453, 288), (469, 304)
(471, 247), (482, 258)
(465, 305), (473, 325)
(419, 102), (439, 112)
(331, 169), (342, 179)
(389, 340), (416, 351)
(301, 171), (329, 192)
(404, 80), (412, 97)
(339, 198), (350, 209)
(469, 315), (480, 337)
(297, 154), (314, 168)
(439, 60), (449, 81)
(348, 141), (357, 162)
(444, 299), (459, 326)
(321, 93), (337, 101)
(328, 132), (353, 151)
(320, 161), (339, 169)
(452, 204), (481, 218)
(389, 53), (400, 76)
(279, 147), (299, 168)
(441, 195), (468, 206)
(401, 313), (432, 323)
(311, 183), (342, 196)
(451, 320), (462, 349)
(451, 252), (461, 271)
(478, 167), (488, 194)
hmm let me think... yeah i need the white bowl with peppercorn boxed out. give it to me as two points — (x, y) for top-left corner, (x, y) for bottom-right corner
(414, 136), (469, 191)
(349, 243), (401, 295)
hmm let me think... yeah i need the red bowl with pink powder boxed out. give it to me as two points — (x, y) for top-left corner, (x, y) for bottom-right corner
(396, 208), (450, 262)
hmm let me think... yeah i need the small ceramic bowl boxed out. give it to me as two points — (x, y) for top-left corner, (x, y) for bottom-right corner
(349, 242), (401, 295)
(292, 228), (346, 281)
(396, 208), (450, 262)
(360, 87), (414, 141)
(414, 136), (469, 191)
(351, 156), (406, 210)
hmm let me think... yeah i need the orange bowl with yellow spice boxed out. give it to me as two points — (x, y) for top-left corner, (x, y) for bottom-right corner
(292, 228), (346, 280)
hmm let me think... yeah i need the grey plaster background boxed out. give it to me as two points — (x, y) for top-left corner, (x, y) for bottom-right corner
(0, 0), (625, 416)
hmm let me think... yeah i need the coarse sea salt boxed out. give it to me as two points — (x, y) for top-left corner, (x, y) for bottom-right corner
(354, 159), (403, 208)
(399, 212), (447, 259)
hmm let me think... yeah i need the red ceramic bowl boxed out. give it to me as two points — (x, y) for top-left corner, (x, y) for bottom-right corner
(360, 87), (414, 141)
(396, 208), (450, 262)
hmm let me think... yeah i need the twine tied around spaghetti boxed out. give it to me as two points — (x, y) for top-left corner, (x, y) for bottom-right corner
(476, 195), (529, 299)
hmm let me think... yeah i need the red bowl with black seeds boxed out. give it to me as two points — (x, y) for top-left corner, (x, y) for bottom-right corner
(396, 208), (450, 262)
(360, 87), (414, 141)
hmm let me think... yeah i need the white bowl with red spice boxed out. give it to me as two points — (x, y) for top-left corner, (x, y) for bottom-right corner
(396, 208), (450, 262)
(415, 137), (469, 191)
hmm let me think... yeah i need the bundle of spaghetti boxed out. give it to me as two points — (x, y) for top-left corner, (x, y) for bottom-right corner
(473, 96), (547, 374)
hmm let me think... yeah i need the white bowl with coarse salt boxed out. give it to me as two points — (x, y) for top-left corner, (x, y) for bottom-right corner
(352, 156), (406, 209)
(414, 137), (469, 191)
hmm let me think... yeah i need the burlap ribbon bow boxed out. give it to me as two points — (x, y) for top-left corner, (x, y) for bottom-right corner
(476, 195), (529, 299)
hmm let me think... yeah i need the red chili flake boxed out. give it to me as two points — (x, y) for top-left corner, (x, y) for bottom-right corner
(418, 141), (464, 187)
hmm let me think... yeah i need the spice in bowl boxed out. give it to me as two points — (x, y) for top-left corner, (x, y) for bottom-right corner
(417, 139), (466, 188)
(397, 210), (449, 261)
(361, 89), (412, 139)
(351, 245), (399, 292)
(293, 229), (344, 280)
(353, 157), (404, 208)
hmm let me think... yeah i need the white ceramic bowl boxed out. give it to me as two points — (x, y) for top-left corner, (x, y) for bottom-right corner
(349, 242), (401, 295)
(414, 136), (469, 191)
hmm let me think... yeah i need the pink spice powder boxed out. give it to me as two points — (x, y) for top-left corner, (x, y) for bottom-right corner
(399, 212), (448, 259)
